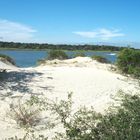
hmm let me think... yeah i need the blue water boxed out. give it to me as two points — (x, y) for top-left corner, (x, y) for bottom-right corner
(0, 50), (117, 67)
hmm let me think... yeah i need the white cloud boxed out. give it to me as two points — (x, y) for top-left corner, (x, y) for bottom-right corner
(73, 28), (125, 40)
(0, 19), (37, 42)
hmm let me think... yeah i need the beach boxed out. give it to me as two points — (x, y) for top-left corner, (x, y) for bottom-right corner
(0, 57), (139, 139)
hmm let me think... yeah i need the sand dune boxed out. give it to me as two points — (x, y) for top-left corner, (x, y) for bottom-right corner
(0, 57), (139, 139)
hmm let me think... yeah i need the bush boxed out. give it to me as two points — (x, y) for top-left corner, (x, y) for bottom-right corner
(0, 54), (15, 65)
(92, 55), (109, 63)
(47, 50), (68, 60)
(8, 96), (41, 128)
(95, 93), (140, 140)
(74, 52), (85, 57)
(117, 48), (140, 77)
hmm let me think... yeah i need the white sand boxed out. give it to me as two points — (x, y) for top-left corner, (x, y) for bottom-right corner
(0, 57), (139, 139)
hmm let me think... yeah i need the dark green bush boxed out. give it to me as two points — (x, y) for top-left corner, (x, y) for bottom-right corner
(47, 50), (68, 60)
(95, 93), (140, 140)
(117, 48), (140, 78)
(0, 54), (15, 65)
(92, 55), (110, 63)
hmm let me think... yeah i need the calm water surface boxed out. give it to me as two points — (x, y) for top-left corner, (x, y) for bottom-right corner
(0, 50), (117, 67)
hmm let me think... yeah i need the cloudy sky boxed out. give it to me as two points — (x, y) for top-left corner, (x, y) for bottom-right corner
(0, 0), (139, 45)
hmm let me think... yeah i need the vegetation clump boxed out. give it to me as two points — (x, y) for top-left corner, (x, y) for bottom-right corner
(47, 50), (68, 60)
(73, 52), (85, 57)
(117, 48), (140, 78)
(92, 55), (110, 63)
(0, 54), (15, 65)
(8, 96), (41, 128)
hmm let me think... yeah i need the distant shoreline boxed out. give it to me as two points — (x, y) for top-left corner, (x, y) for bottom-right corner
(0, 48), (119, 53)
(0, 41), (130, 52)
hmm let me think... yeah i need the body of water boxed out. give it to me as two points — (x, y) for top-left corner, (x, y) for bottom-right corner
(0, 50), (117, 67)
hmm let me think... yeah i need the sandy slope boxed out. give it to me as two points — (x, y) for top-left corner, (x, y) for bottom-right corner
(0, 57), (139, 139)
(0, 59), (17, 70)
(35, 57), (138, 112)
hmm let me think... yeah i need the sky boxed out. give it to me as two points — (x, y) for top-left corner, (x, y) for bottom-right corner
(0, 0), (140, 46)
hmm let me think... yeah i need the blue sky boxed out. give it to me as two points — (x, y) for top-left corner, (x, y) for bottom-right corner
(0, 0), (140, 45)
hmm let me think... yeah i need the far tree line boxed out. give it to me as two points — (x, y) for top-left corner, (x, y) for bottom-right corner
(0, 41), (135, 51)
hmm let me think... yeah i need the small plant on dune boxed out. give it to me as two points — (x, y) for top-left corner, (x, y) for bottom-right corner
(47, 50), (68, 60)
(92, 55), (110, 63)
(8, 96), (41, 128)
(6, 95), (55, 140)
(50, 93), (73, 125)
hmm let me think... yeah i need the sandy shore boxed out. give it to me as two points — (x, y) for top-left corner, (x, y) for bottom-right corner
(0, 57), (139, 139)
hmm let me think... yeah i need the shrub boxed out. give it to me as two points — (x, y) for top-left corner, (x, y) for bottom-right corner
(8, 96), (41, 128)
(92, 55), (109, 63)
(47, 50), (68, 60)
(0, 54), (15, 65)
(74, 52), (85, 57)
(117, 48), (140, 78)
(96, 93), (140, 140)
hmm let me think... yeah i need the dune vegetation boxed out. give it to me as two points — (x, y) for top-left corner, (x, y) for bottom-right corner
(92, 55), (110, 63)
(47, 50), (68, 60)
(5, 91), (140, 140)
(117, 48), (140, 78)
